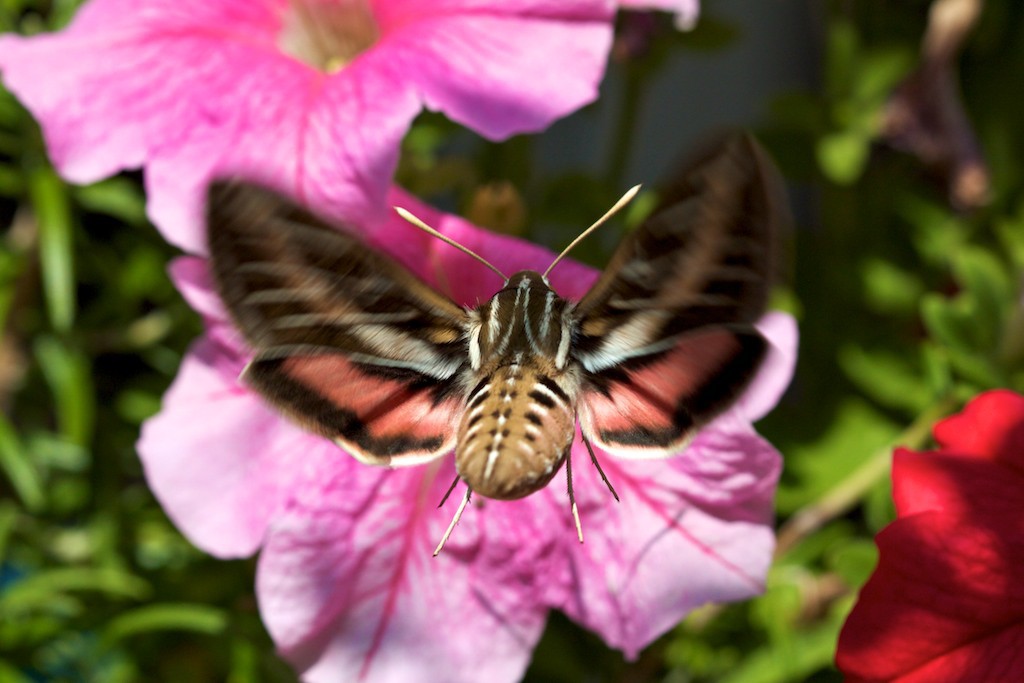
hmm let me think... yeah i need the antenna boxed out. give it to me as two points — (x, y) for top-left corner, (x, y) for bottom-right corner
(394, 207), (508, 282)
(543, 185), (642, 278)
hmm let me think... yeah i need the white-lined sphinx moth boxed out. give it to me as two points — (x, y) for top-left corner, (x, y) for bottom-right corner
(207, 132), (785, 550)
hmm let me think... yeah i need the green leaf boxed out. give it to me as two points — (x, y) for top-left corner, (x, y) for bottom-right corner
(775, 520), (857, 567)
(1000, 303), (1024, 369)
(838, 345), (932, 413)
(0, 415), (45, 512)
(228, 639), (260, 683)
(115, 389), (162, 424)
(0, 568), (150, 613)
(863, 472), (898, 532)
(777, 398), (900, 514)
(28, 167), (75, 332)
(828, 539), (879, 588)
(34, 336), (95, 447)
(75, 177), (148, 226)
(0, 163), (25, 195)
(664, 634), (741, 677)
(921, 342), (953, 396)
(0, 501), (18, 561)
(920, 293), (976, 353)
(817, 130), (870, 184)
(0, 660), (35, 683)
(824, 19), (859, 99)
(952, 247), (1011, 349)
(719, 618), (844, 683)
(996, 203), (1024, 271)
(853, 48), (914, 104)
(24, 431), (89, 471)
(750, 578), (803, 641)
(946, 345), (1004, 388)
(0, 610), (81, 650)
(117, 248), (172, 303)
(101, 604), (228, 644)
(622, 186), (657, 230)
(48, 0), (84, 30)
(860, 258), (924, 314)
(902, 196), (968, 267)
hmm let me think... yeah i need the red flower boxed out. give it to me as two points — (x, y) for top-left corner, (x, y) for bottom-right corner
(836, 390), (1024, 682)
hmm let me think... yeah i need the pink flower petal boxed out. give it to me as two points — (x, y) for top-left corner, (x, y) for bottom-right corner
(166, 256), (248, 357)
(736, 311), (799, 423)
(168, 256), (229, 323)
(378, 8), (613, 139)
(137, 336), (324, 557)
(381, 187), (598, 305)
(0, 0), (614, 252)
(145, 45), (421, 253)
(552, 415), (780, 656)
(258, 459), (559, 683)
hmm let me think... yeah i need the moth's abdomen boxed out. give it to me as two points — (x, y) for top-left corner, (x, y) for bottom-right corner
(456, 364), (576, 500)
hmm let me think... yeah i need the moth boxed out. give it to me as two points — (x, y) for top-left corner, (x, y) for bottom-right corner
(207, 132), (785, 553)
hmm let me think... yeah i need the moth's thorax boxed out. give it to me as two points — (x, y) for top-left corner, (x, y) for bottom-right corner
(458, 271), (581, 498)
(456, 362), (577, 499)
(468, 270), (575, 375)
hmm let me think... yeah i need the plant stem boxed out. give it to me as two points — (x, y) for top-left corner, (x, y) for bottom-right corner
(774, 396), (957, 557)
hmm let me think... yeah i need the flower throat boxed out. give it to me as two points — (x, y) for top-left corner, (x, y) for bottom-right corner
(279, 0), (379, 73)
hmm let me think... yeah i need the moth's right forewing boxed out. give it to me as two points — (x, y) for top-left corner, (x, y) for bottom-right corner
(574, 132), (782, 335)
(207, 181), (471, 466)
(573, 133), (787, 457)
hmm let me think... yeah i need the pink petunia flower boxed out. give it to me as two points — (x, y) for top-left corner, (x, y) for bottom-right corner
(836, 390), (1024, 682)
(139, 188), (797, 682)
(619, 0), (700, 31)
(0, 0), (614, 253)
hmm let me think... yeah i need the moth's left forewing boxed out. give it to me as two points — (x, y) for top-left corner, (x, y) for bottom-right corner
(572, 133), (786, 458)
(207, 181), (472, 467)
(244, 354), (465, 466)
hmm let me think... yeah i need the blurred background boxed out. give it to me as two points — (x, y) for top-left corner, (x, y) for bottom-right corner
(2, 0), (1024, 680)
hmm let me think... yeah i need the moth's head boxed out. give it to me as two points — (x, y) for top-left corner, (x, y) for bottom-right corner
(485, 270), (561, 323)
(471, 269), (572, 368)
(504, 270), (552, 291)
(484, 270), (557, 314)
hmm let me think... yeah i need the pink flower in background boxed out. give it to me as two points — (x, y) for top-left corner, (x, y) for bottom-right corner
(139, 189), (797, 682)
(836, 390), (1024, 682)
(619, 0), (700, 30)
(0, 0), (614, 253)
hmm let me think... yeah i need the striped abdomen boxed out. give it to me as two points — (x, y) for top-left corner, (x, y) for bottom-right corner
(456, 363), (576, 499)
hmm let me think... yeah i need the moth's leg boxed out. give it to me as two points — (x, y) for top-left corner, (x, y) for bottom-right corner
(437, 472), (461, 508)
(434, 486), (472, 557)
(582, 432), (620, 502)
(565, 447), (584, 544)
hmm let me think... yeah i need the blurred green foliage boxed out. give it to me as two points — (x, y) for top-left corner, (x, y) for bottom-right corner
(2, 0), (1024, 681)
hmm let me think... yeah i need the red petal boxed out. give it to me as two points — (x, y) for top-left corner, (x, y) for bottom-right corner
(837, 511), (1024, 681)
(933, 390), (1024, 468)
(893, 447), (1024, 521)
